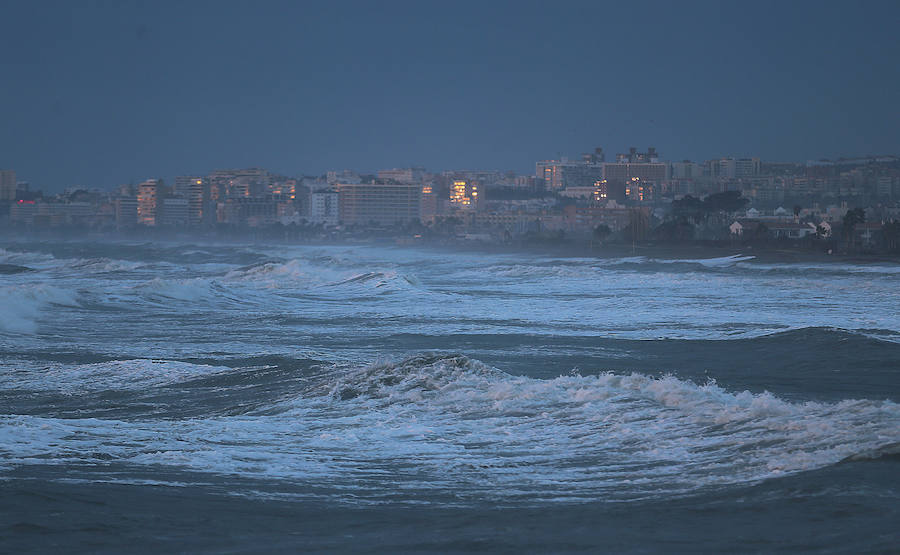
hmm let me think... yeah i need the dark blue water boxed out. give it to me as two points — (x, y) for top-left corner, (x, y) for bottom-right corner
(1, 240), (898, 552)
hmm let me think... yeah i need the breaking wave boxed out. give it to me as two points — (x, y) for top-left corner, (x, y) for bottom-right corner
(64, 257), (143, 274)
(225, 259), (421, 294)
(0, 284), (80, 334)
(224, 259), (324, 287)
(654, 254), (757, 267)
(2, 355), (897, 504)
(0, 247), (148, 275)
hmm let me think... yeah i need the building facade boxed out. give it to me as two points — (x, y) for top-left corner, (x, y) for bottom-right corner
(310, 189), (340, 226)
(137, 179), (161, 226)
(335, 182), (421, 225)
(450, 180), (481, 209)
(536, 159), (605, 191)
(0, 170), (16, 201)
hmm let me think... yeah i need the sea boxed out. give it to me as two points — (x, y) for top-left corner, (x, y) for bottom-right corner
(1, 239), (898, 553)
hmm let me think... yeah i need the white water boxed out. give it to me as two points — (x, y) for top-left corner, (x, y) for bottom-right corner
(1, 241), (899, 505)
(2, 243), (899, 344)
(2, 355), (898, 503)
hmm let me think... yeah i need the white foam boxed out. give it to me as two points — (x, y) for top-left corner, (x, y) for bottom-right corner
(0, 284), (79, 334)
(3, 359), (231, 392)
(655, 254), (757, 267)
(2, 357), (897, 504)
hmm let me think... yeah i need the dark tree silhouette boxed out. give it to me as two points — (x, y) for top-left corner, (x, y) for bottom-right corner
(843, 208), (865, 230)
(753, 222), (769, 241)
(652, 218), (695, 242)
(703, 190), (749, 214)
(673, 191), (749, 225)
(842, 208), (866, 247)
(672, 195), (706, 224)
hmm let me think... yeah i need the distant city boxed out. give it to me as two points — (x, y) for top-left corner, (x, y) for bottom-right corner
(2, 146), (900, 253)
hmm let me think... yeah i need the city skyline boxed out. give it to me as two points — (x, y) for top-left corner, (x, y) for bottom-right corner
(2, 0), (900, 191)
(3, 147), (897, 195)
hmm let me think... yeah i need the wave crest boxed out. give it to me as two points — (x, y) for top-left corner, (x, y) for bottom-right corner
(327, 354), (500, 401)
(0, 284), (79, 334)
(2, 354), (899, 503)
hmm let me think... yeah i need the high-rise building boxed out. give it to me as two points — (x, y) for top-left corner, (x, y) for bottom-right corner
(420, 184), (439, 223)
(208, 168), (271, 199)
(670, 161), (703, 179)
(115, 196), (138, 228)
(624, 177), (655, 202)
(536, 155), (605, 191)
(706, 157), (761, 179)
(174, 175), (201, 197)
(161, 198), (190, 226)
(176, 176), (211, 226)
(450, 180), (481, 209)
(10, 200), (37, 224)
(310, 189), (340, 226)
(0, 169), (16, 201)
(602, 161), (668, 185)
(735, 158), (761, 179)
(876, 176), (897, 198)
(137, 179), (161, 226)
(334, 182), (421, 225)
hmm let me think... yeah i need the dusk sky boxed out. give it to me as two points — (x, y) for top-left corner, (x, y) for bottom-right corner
(2, 0), (899, 191)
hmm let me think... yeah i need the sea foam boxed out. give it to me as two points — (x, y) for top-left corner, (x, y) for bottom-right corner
(3, 355), (897, 504)
(0, 284), (79, 334)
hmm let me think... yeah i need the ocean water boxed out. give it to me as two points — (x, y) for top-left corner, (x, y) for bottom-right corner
(1, 239), (898, 552)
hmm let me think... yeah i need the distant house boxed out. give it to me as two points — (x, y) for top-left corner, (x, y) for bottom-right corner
(767, 221), (816, 239)
(730, 219), (766, 237)
(731, 219), (819, 239)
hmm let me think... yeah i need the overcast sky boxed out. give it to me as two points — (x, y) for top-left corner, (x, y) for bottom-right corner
(2, 0), (899, 191)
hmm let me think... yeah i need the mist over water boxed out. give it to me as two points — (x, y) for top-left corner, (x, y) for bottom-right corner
(1, 240), (899, 551)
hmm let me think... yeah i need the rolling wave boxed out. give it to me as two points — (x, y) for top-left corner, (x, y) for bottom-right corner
(2, 354), (897, 504)
(224, 258), (421, 294)
(0, 284), (80, 334)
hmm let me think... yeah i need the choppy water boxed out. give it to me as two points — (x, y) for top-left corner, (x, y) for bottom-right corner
(1, 240), (899, 552)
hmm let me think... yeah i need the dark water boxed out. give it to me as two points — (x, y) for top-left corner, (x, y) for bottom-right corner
(1, 240), (899, 552)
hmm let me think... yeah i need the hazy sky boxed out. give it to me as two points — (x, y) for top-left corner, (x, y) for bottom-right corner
(2, 0), (899, 191)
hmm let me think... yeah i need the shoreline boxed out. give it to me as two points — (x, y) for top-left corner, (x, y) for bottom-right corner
(2, 227), (899, 266)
